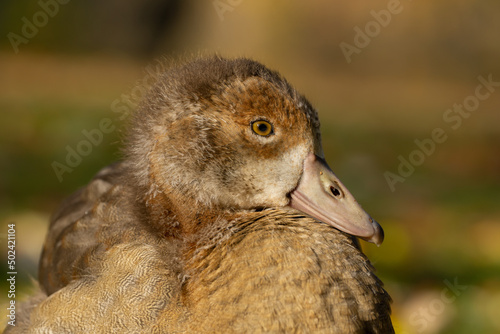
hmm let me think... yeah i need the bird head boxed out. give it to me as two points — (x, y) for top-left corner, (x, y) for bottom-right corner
(126, 56), (383, 245)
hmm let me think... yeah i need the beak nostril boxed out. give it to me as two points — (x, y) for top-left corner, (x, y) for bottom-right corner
(330, 185), (342, 198)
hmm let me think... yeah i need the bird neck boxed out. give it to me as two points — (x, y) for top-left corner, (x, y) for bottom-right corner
(141, 182), (226, 239)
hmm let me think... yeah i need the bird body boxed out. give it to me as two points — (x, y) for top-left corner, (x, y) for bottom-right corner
(6, 56), (393, 333)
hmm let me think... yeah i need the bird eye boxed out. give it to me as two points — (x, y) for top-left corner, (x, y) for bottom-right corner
(251, 120), (273, 137)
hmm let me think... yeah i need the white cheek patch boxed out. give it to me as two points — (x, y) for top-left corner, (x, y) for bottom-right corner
(237, 144), (310, 208)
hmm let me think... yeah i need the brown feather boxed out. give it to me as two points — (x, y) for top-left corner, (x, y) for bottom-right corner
(5, 56), (393, 333)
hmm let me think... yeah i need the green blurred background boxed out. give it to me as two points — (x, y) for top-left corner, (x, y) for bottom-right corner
(1, 1), (499, 333)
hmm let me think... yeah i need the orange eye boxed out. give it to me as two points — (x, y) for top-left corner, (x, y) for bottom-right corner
(251, 120), (273, 137)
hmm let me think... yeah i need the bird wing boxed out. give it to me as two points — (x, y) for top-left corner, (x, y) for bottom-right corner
(6, 163), (185, 333)
(39, 162), (129, 294)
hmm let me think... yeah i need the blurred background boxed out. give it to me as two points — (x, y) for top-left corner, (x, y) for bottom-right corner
(1, 1), (499, 333)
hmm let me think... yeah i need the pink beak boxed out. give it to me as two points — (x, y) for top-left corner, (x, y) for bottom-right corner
(289, 153), (384, 246)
